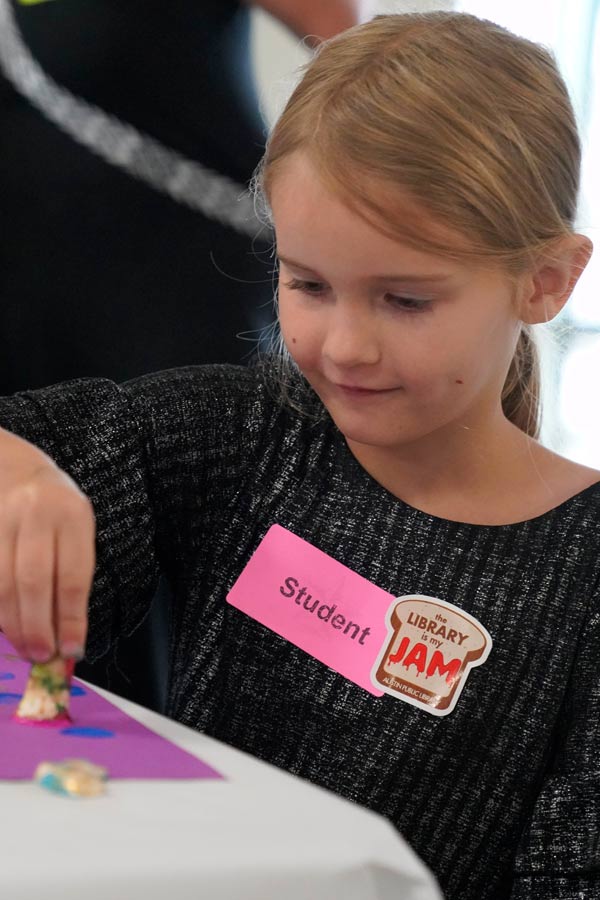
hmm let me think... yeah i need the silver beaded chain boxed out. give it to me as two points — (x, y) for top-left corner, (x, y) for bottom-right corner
(0, 0), (269, 240)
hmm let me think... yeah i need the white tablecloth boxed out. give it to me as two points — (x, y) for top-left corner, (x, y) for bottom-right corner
(0, 684), (443, 900)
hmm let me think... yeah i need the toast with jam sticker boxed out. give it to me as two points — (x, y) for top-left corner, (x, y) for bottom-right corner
(371, 595), (492, 716)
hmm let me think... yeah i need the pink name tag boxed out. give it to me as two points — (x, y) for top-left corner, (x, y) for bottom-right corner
(227, 525), (493, 714)
(227, 524), (391, 695)
(227, 525), (492, 716)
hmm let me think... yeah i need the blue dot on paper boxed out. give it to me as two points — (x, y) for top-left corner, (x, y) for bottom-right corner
(0, 692), (22, 704)
(0, 672), (15, 681)
(60, 726), (115, 739)
(70, 685), (87, 696)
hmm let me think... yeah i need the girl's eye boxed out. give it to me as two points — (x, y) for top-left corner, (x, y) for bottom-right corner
(283, 277), (327, 295)
(386, 294), (432, 313)
(282, 279), (432, 311)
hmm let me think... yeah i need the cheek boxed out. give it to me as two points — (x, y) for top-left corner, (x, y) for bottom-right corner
(278, 294), (319, 364)
(392, 340), (479, 400)
(387, 305), (517, 402)
(284, 335), (316, 372)
(389, 340), (457, 386)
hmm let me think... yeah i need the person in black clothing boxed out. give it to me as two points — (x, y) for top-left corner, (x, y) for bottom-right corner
(0, 0), (363, 392)
(0, 0), (363, 707)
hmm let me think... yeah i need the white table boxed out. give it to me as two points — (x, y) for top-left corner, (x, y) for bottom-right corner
(0, 685), (443, 900)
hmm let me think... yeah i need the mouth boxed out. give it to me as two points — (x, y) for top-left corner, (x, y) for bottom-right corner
(333, 383), (401, 397)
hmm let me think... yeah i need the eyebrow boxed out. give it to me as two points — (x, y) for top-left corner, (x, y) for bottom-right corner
(277, 254), (452, 284)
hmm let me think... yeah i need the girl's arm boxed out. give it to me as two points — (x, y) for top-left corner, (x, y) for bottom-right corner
(0, 427), (95, 662)
(0, 365), (270, 669)
(245, 0), (368, 46)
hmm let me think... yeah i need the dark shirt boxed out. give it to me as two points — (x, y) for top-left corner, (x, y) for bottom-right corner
(1, 362), (599, 900)
(0, 0), (272, 392)
(12, 0), (265, 178)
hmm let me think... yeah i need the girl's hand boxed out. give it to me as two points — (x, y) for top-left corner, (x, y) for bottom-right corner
(0, 430), (95, 662)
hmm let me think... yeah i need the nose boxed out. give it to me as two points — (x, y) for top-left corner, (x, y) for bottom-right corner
(321, 303), (381, 368)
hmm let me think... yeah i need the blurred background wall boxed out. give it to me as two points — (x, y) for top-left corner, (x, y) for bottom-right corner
(252, 0), (454, 126)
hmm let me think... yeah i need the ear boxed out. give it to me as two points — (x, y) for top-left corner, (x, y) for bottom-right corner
(518, 234), (593, 325)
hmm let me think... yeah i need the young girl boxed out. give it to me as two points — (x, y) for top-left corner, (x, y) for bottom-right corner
(0, 12), (598, 899)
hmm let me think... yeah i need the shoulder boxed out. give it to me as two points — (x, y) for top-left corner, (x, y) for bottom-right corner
(122, 363), (263, 398)
(533, 451), (600, 587)
(535, 447), (600, 509)
(123, 358), (324, 422)
(121, 363), (278, 424)
(119, 359), (327, 455)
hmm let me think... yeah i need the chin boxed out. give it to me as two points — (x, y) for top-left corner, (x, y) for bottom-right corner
(328, 413), (405, 448)
(328, 399), (443, 448)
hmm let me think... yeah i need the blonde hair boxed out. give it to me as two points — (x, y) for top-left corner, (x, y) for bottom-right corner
(257, 12), (582, 437)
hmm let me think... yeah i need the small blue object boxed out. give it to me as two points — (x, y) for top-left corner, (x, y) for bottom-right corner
(69, 686), (86, 697)
(0, 672), (15, 680)
(60, 726), (115, 739)
(0, 692), (22, 704)
(38, 772), (69, 796)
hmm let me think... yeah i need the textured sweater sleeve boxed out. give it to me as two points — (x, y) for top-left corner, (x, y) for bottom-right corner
(511, 596), (600, 898)
(0, 378), (160, 662)
(0, 364), (273, 662)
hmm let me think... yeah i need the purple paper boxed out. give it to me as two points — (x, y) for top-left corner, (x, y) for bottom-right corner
(0, 634), (222, 781)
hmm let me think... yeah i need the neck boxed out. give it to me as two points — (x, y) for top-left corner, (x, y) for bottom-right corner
(346, 407), (540, 524)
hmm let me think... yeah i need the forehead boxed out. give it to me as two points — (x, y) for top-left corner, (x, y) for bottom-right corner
(269, 152), (469, 280)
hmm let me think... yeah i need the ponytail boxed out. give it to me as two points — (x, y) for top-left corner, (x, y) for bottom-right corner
(501, 327), (541, 438)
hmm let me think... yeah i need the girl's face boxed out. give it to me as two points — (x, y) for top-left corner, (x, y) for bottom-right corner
(271, 153), (524, 452)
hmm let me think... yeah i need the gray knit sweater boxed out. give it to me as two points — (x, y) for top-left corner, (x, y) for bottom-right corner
(1, 363), (599, 900)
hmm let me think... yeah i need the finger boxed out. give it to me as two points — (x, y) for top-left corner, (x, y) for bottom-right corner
(0, 521), (25, 656)
(14, 514), (57, 662)
(55, 503), (95, 659)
